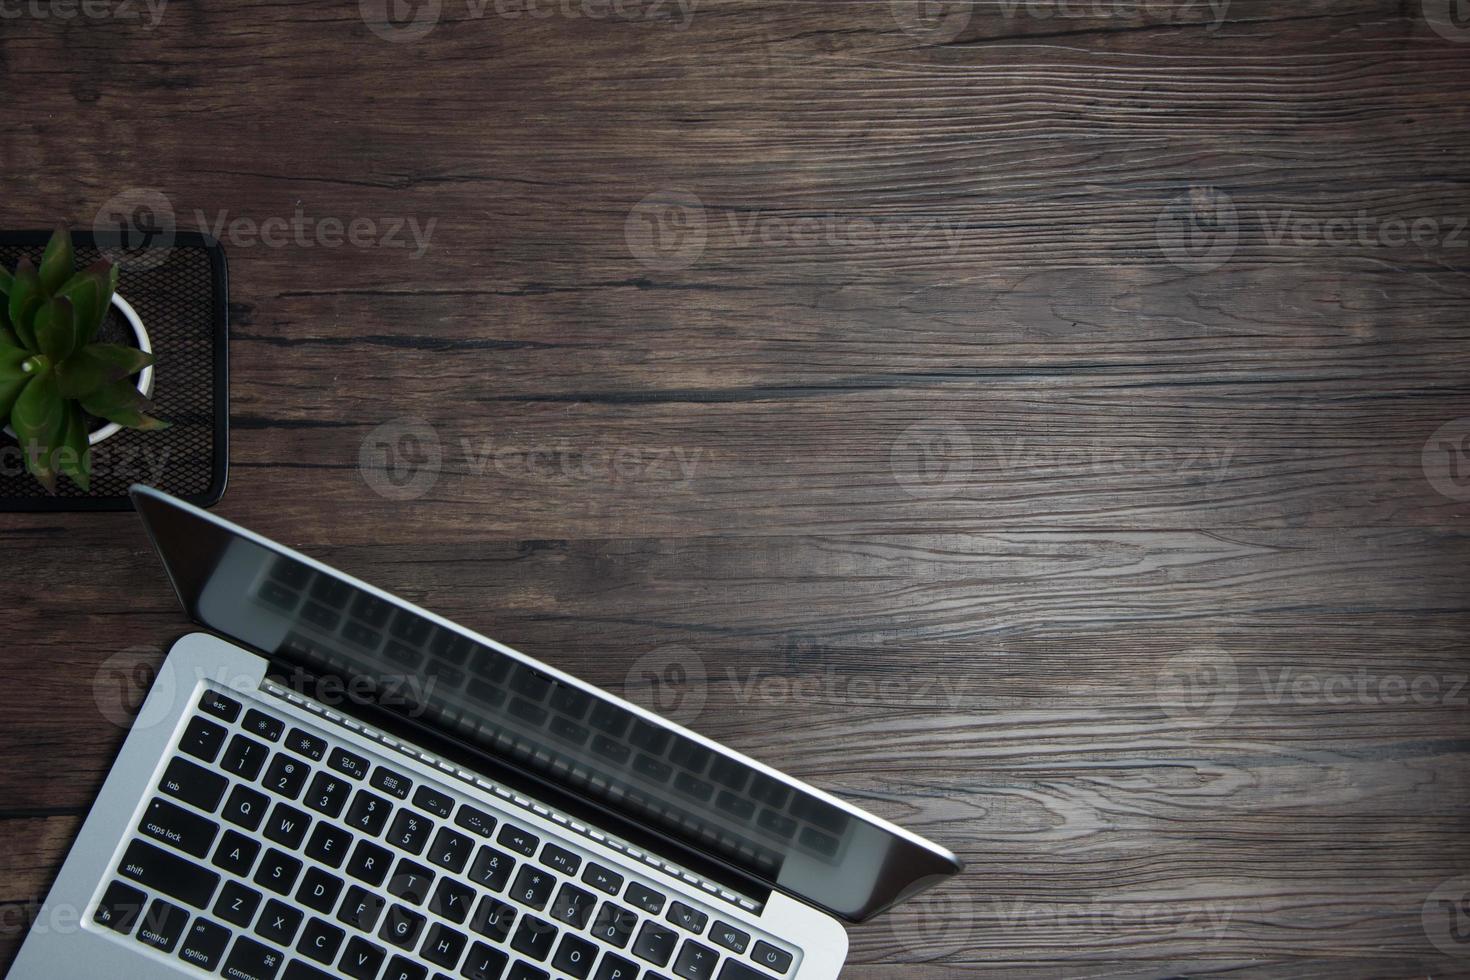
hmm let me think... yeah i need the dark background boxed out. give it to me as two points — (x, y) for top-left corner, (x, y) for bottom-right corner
(3, 0), (1470, 975)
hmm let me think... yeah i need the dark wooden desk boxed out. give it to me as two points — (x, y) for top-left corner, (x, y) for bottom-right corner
(3, 0), (1470, 975)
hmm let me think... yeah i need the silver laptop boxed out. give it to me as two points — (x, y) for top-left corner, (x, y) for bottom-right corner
(10, 486), (963, 980)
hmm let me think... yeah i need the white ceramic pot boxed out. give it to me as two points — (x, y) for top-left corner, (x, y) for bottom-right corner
(3, 294), (154, 446)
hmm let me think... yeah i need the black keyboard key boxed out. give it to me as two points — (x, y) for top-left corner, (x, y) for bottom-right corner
(254, 848), (304, 895)
(550, 883), (597, 929)
(94, 880), (146, 934)
(429, 826), (474, 873)
(509, 866), (555, 911)
(539, 843), (580, 876)
(590, 903), (638, 949)
(199, 689), (243, 722)
(265, 802), (312, 849)
(286, 727), (328, 761)
(264, 754), (312, 800)
(471, 896), (517, 944)
(387, 809), (433, 855)
(118, 838), (219, 909)
(751, 940), (793, 974)
(632, 921), (678, 967)
(224, 784), (271, 832)
(461, 941), (509, 980)
(328, 746), (369, 780)
(284, 961), (338, 980)
(223, 734), (271, 781)
(507, 965), (550, 980)
(340, 936), (387, 979)
(454, 804), (496, 838)
(372, 766), (413, 799)
(469, 846), (515, 891)
(180, 716), (228, 763)
(347, 839), (394, 886)
(387, 858), (436, 904)
(710, 921), (750, 954)
(593, 954), (640, 980)
(304, 822), (353, 869)
(384, 954), (430, 980)
(625, 881), (665, 915)
(297, 917), (345, 964)
(297, 866), (345, 914)
(223, 935), (286, 980)
(244, 708), (286, 742)
(178, 916), (232, 971)
(379, 903), (427, 950)
(257, 898), (304, 945)
(673, 941), (718, 980)
(139, 796), (219, 858)
(215, 880), (263, 927)
(412, 784), (454, 818)
(511, 915), (558, 961)
(429, 877), (477, 924)
(159, 756), (229, 812)
(581, 863), (623, 895)
(496, 823), (538, 857)
(305, 771), (352, 818)
(553, 934), (599, 979)
(667, 902), (708, 934)
(717, 963), (776, 980)
(347, 790), (392, 835)
(339, 885), (388, 932)
(420, 921), (467, 968)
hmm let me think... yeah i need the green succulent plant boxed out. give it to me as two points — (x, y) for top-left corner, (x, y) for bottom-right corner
(0, 225), (166, 493)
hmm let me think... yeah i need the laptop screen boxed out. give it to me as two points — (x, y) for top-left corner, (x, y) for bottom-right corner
(130, 487), (962, 923)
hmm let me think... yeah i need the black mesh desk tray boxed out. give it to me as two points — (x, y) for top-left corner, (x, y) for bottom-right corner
(0, 231), (228, 511)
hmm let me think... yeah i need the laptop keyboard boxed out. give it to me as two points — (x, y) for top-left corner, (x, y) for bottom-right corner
(95, 688), (799, 980)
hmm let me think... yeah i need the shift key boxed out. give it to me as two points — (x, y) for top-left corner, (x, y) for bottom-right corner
(119, 838), (220, 909)
(138, 797), (220, 858)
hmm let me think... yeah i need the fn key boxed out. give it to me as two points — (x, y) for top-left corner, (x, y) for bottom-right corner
(93, 880), (147, 934)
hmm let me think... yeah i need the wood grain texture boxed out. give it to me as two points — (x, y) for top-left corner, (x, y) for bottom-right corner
(3, 0), (1470, 975)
